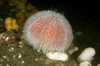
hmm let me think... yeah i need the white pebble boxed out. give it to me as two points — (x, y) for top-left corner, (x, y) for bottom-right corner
(77, 47), (95, 63)
(79, 60), (92, 66)
(46, 52), (68, 61)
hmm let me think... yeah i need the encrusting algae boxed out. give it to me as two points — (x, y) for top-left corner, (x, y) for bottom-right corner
(11, 0), (27, 9)
(15, 11), (25, 24)
(5, 17), (20, 31)
(5, 17), (12, 31)
(11, 19), (20, 30)
(25, 3), (39, 18)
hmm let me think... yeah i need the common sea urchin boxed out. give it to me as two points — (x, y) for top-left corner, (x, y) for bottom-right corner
(23, 10), (73, 53)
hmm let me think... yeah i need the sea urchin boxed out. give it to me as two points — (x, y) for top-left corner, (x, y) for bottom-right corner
(23, 10), (73, 53)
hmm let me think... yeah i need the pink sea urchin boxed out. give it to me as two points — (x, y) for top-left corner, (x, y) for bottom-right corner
(23, 10), (73, 53)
